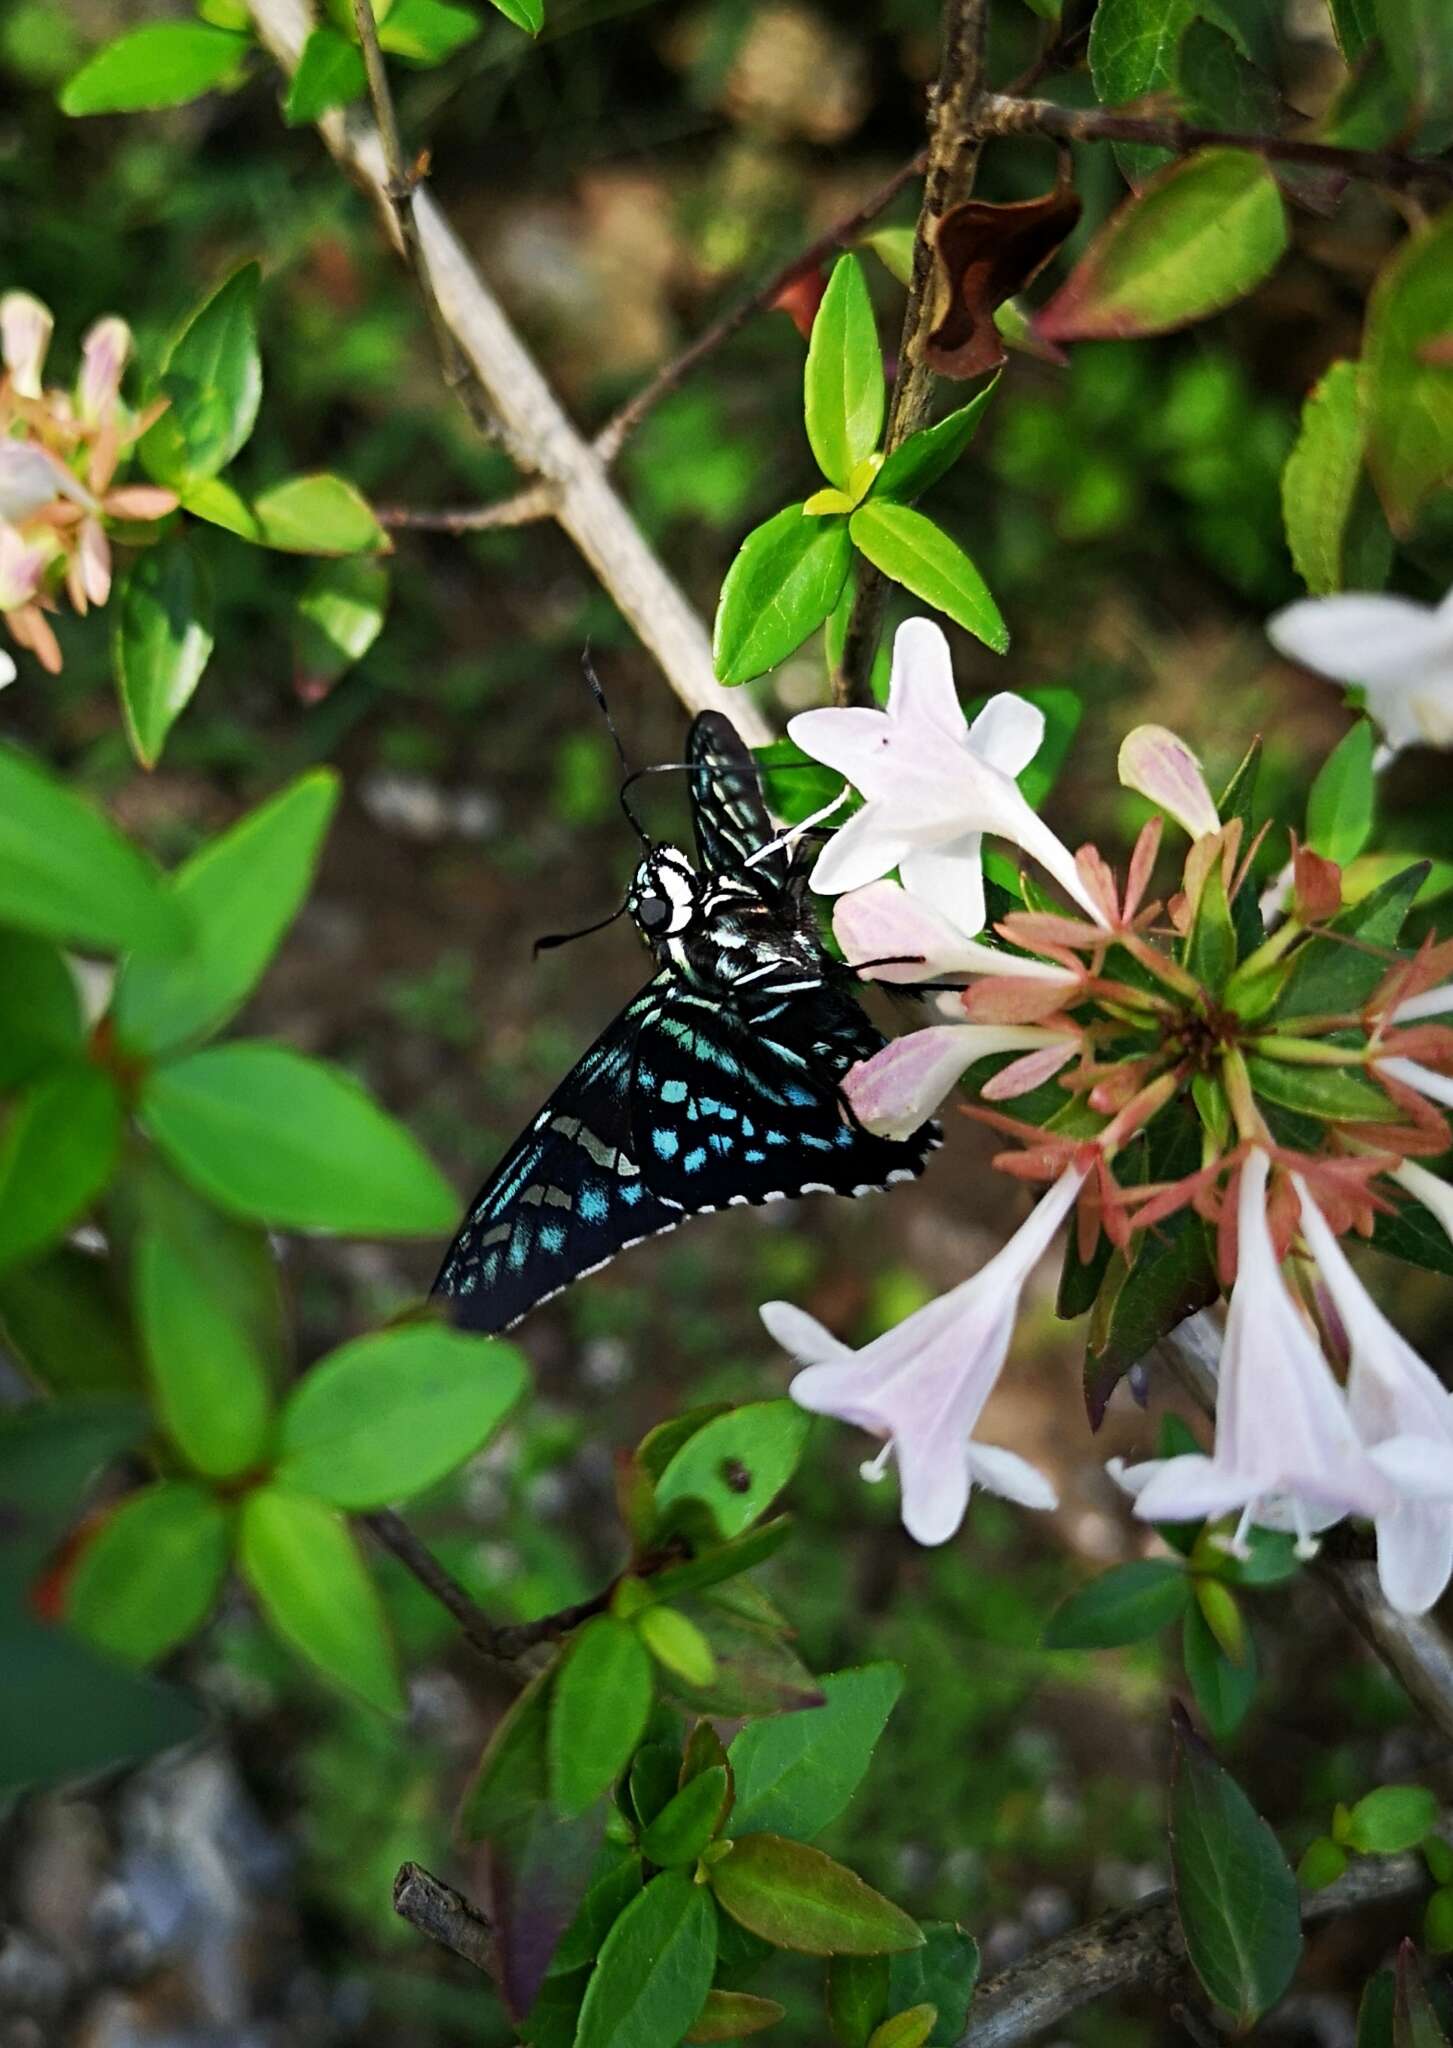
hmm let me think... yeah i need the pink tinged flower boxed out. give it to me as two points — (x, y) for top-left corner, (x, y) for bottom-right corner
(0, 522), (49, 610)
(1293, 1177), (1453, 1613)
(76, 518), (111, 608)
(833, 877), (1082, 989)
(1117, 725), (1220, 839)
(1395, 981), (1453, 1025)
(761, 1165), (1085, 1545)
(0, 440), (91, 522)
(0, 291), (53, 399)
(1118, 1150), (1391, 1556)
(788, 616), (1107, 929)
(77, 316), (131, 426)
(1267, 584), (1453, 754)
(844, 1022), (1075, 1137)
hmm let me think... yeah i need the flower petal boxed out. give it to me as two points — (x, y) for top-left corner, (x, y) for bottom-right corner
(899, 832), (986, 933)
(1379, 1055), (1453, 1108)
(884, 616), (966, 741)
(1130, 1453), (1255, 1524)
(1117, 725), (1220, 839)
(967, 692), (1044, 778)
(964, 1440), (1058, 1509)
(759, 1299), (852, 1365)
(787, 705), (891, 784)
(807, 805), (912, 897)
(845, 1023), (1058, 1136)
(1267, 593), (1453, 688)
(0, 291), (53, 398)
(1372, 1502), (1453, 1615)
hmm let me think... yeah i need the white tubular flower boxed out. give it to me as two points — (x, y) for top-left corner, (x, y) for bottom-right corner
(1392, 1160), (1453, 1248)
(1117, 1151), (1389, 1557)
(1293, 1178), (1453, 1615)
(0, 441), (90, 522)
(788, 617), (1106, 929)
(833, 878), (1083, 987)
(1395, 982), (1453, 1025)
(1267, 584), (1453, 753)
(1377, 1055), (1453, 1110)
(0, 291), (53, 399)
(762, 1165), (1084, 1546)
(1118, 726), (1220, 839)
(77, 315), (131, 426)
(845, 1022), (1077, 1137)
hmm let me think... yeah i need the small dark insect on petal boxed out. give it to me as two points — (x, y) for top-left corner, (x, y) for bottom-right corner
(721, 1457), (753, 1494)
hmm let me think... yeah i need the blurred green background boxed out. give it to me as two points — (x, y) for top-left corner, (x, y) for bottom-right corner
(2, 1), (1449, 2041)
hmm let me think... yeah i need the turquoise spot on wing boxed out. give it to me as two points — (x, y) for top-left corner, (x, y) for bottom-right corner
(539, 1222), (566, 1254)
(683, 1146), (707, 1172)
(578, 1185), (609, 1223)
(620, 1183), (644, 1205)
(661, 1079), (689, 1105)
(653, 1127), (680, 1160)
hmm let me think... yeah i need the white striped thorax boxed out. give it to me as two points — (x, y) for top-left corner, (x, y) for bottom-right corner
(627, 845), (698, 941)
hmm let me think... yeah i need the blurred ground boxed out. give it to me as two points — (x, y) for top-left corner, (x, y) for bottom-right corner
(3, 0), (1452, 2040)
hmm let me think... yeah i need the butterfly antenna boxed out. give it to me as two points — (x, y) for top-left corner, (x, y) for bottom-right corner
(580, 646), (652, 849)
(534, 900), (630, 956)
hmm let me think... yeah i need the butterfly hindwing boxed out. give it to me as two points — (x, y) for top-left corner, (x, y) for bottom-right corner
(687, 711), (788, 891)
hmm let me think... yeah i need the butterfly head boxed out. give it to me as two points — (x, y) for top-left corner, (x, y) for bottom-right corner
(628, 845), (698, 944)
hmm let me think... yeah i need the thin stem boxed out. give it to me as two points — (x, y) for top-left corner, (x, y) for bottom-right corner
(376, 481), (556, 533)
(974, 92), (1453, 191)
(393, 1863), (495, 1974)
(836, 0), (990, 707)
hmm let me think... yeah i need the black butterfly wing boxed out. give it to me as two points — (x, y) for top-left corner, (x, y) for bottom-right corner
(627, 980), (939, 1211)
(687, 711), (789, 892)
(432, 977), (688, 1335)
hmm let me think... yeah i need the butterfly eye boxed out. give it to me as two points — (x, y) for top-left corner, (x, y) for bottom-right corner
(637, 895), (671, 933)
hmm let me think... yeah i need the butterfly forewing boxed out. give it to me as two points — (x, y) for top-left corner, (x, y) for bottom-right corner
(687, 711), (789, 891)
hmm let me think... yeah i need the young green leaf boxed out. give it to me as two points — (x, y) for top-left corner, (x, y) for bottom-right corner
(59, 23), (248, 114)
(685, 1990), (786, 2043)
(713, 505), (853, 684)
(849, 500), (1007, 652)
(134, 1227), (273, 1477)
(238, 1484), (403, 1715)
(113, 535), (216, 768)
(728, 1663), (903, 1840)
(637, 1605), (717, 1689)
(112, 770), (340, 1057)
(1274, 863), (1426, 1018)
(1364, 210), (1453, 534)
(1281, 363), (1391, 596)
(276, 1323), (527, 1507)
(1298, 1836), (1349, 1891)
(1306, 721), (1375, 865)
(805, 256), (885, 492)
(0, 932), (82, 1089)
(868, 2006), (937, 2048)
(654, 1400), (812, 1540)
(639, 1764), (732, 1867)
(574, 1871), (719, 2048)
(1344, 1787), (1440, 1856)
(140, 264), (263, 491)
(1036, 152), (1286, 344)
(138, 1041), (458, 1235)
(1169, 1710), (1302, 2023)
(377, 0), (481, 64)
(1244, 1057), (1400, 1124)
(711, 1835), (924, 1956)
(1394, 1941), (1452, 2048)
(293, 558), (389, 688)
(549, 1616), (655, 1816)
(485, 0), (542, 31)
(0, 1247), (139, 1398)
(1043, 1559), (1191, 1649)
(67, 1481), (230, 1664)
(0, 1066), (122, 1273)
(887, 1923), (980, 2047)
(0, 745), (185, 956)
(870, 383), (998, 506)
(549, 1855), (643, 1976)
(1182, 1601), (1258, 1741)
(284, 25), (365, 122)
(1087, 0), (1196, 181)
(830, 1956), (892, 2048)
(250, 474), (387, 554)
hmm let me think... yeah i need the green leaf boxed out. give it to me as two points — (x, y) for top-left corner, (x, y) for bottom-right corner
(293, 557), (389, 687)
(1426, 1890), (1453, 1957)
(848, 500), (1007, 653)
(67, 1481), (230, 1664)
(753, 740), (845, 826)
(1169, 1712), (1302, 2023)
(1185, 862), (1236, 994)
(485, 0), (542, 31)
(1365, 210), (1453, 533)
(0, 1066), (122, 1272)
(1298, 1836), (1349, 1890)
(1282, 363), (1392, 597)
(711, 1835), (923, 1956)
(574, 1871), (718, 2048)
(113, 535), (215, 768)
(830, 1957), (892, 2048)
(59, 23), (248, 113)
(887, 1924), (980, 2047)
(238, 1484), (403, 1714)
(1373, 1194), (1453, 1279)
(550, 1854), (643, 1976)
(1361, 1969), (1398, 2048)
(1395, 1944), (1452, 2048)
(140, 264), (263, 491)
(1084, 1208), (1219, 1425)
(805, 257), (885, 492)
(728, 1663), (903, 1839)
(276, 1323), (527, 1507)
(284, 25), (365, 122)
(1015, 686), (1083, 810)
(1307, 721), (1376, 864)
(378, 0), (481, 63)
(872, 383), (998, 506)
(869, 2005), (937, 2048)
(654, 1400), (812, 1540)
(1376, 0), (1453, 134)
(1244, 1055), (1401, 1123)
(713, 505), (853, 685)
(639, 1764), (732, 1867)
(139, 1041), (458, 1235)
(1043, 1559), (1191, 1648)
(549, 1616), (654, 1815)
(637, 1605), (717, 1689)
(1345, 1787), (1440, 1855)
(1, 1616), (205, 1797)
(686, 1990), (786, 2043)
(1088, 0), (1196, 181)
(112, 770), (339, 1057)
(647, 1517), (793, 1606)
(1183, 1601), (1258, 1741)
(0, 1396), (148, 1578)
(0, 932), (82, 1088)
(460, 1664), (555, 1839)
(251, 474), (387, 554)
(135, 1226), (273, 1477)
(0, 744), (185, 956)
(0, 1248), (139, 1397)
(1274, 863), (1426, 1018)
(1036, 152), (1286, 343)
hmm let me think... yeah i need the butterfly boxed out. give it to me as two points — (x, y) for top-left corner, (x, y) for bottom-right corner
(432, 709), (939, 1334)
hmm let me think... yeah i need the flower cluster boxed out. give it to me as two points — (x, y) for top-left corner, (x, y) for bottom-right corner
(0, 289), (177, 676)
(761, 617), (1453, 1614)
